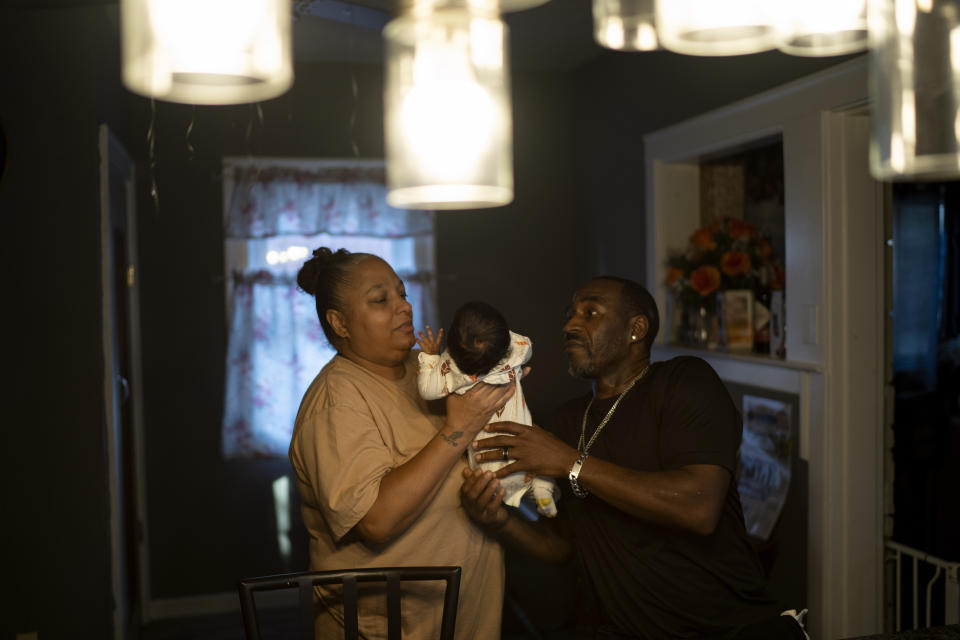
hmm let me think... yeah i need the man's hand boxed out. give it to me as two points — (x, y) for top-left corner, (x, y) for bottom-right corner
(472, 422), (579, 479)
(460, 468), (509, 530)
(415, 325), (444, 355)
(461, 466), (574, 563)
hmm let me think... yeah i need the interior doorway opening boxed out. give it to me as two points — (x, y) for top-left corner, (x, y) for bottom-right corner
(886, 181), (960, 630)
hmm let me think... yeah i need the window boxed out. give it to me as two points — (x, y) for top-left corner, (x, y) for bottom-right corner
(220, 159), (435, 459)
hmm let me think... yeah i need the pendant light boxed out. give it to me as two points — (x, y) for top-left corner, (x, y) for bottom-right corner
(774, 0), (868, 56)
(383, 0), (546, 210)
(869, 0), (960, 179)
(384, 1), (510, 209)
(655, 0), (776, 56)
(121, 0), (292, 105)
(593, 0), (659, 51)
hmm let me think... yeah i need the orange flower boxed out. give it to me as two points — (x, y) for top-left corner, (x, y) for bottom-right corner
(689, 265), (721, 296)
(758, 240), (773, 259)
(720, 251), (751, 276)
(666, 267), (684, 285)
(690, 228), (717, 251)
(726, 219), (757, 240)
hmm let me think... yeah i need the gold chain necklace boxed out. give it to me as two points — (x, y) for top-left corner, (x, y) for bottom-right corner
(577, 364), (651, 456)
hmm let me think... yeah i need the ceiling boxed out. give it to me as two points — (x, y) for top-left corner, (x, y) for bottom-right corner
(291, 0), (600, 71)
(10, 0), (602, 72)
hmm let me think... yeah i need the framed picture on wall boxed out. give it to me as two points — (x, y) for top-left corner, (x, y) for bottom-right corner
(738, 394), (793, 541)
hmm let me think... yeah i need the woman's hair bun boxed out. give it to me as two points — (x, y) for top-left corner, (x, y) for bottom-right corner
(296, 246), (378, 345)
(297, 247), (352, 296)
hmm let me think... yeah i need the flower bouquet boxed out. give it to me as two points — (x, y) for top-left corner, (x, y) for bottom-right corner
(665, 218), (784, 350)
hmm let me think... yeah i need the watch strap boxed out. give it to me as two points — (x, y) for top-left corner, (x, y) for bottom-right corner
(568, 452), (589, 498)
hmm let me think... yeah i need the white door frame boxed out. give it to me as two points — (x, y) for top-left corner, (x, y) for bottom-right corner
(820, 105), (887, 637)
(645, 57), (887, 638)
(99, 124), (152, 636)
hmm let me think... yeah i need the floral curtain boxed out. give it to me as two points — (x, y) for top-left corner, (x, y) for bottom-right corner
(222, 271), (329, 458)
(225, 166), (433, 239)
(222, 164), (434, 459)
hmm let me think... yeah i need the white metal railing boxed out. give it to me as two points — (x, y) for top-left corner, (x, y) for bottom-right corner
(885, 540), (960, 631)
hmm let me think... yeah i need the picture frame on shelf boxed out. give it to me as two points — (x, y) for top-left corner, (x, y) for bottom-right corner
(723, 289), (754, 351)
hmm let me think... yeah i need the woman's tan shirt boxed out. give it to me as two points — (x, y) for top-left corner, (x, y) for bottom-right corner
(289, 351), (504, 640)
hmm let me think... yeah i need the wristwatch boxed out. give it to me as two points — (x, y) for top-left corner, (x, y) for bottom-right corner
(569, 452), (589, 498)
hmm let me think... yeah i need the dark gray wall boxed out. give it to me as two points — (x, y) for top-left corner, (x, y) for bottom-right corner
(435, 71), (594, 417)
(3, 3), (863, 636)
(133, 62), (595, 598)
(571, 50), (860, 286)
(133, 63), (387, 599)
(2, 6), (126, 638)
(135, 47), (859, 599)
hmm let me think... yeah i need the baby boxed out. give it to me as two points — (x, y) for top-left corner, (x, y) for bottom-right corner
(416, 301), (559, 517)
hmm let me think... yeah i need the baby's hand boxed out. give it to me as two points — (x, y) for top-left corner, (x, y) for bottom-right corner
(416, 326), (444, 355)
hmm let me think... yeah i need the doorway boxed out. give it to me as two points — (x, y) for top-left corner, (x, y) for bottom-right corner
(887, 181), (960, 629)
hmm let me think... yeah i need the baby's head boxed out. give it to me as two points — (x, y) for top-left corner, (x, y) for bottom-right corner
(447, 301), (511, 377)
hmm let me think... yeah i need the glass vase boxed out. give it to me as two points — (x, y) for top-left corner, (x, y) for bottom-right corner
(690, 305), (712, 347)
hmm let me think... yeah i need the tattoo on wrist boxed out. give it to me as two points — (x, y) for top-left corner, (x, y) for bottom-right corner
(441, 431), (463, 447)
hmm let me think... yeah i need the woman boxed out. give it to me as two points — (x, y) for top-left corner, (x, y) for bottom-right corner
(289, 247), (514, 639)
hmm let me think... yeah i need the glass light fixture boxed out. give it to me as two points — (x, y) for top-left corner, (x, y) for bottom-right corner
(121, 0), (292, 105)
(655, 0), (776, 56)
(593, 0), (659, 51)
(869, 0), (960, 179)
(774, 0), (868, 56)
(384, 2), (513, 209)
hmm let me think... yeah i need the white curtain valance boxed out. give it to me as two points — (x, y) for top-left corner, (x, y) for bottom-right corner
(225, 166), (434, 239)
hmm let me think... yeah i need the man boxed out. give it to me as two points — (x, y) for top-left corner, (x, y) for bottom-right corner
(461, 276), (807, 639)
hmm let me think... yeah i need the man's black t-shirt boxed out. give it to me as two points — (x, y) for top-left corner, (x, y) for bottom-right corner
(547, 356), (780, 639)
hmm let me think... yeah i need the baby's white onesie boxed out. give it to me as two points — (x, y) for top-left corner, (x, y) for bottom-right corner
(417, 331), (558, 517)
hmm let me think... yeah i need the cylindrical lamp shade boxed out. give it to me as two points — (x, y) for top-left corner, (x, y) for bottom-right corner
(775, 0), (868, 56)
(384, 9), (513, 210)
(656, 0), (776, 55)
(869, 0), (960, 179)
(121, 0), (292, 104)
(593, 0), (659, 51)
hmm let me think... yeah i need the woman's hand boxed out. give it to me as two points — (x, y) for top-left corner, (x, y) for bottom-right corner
(356, 381), (513, 543)
(415, 325), (444, 355)
(444, 382), (516, 440)
(460, 468), (509, 531)
(472, 422), (579, 478)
